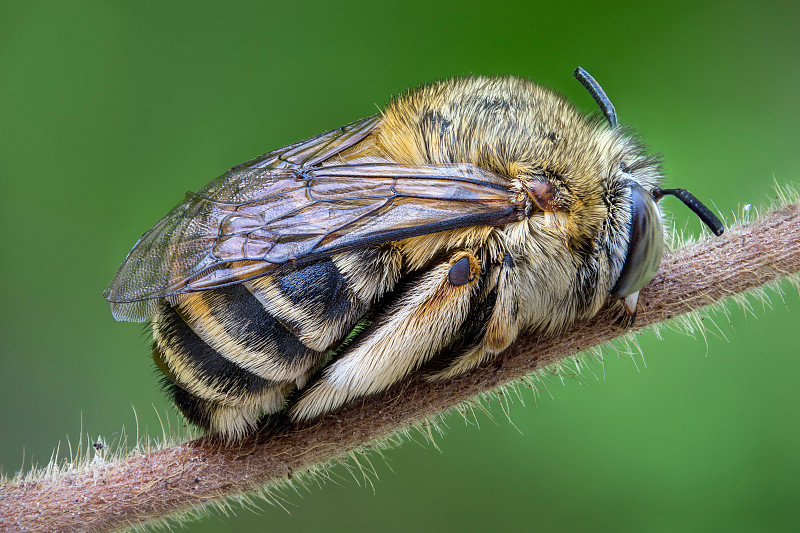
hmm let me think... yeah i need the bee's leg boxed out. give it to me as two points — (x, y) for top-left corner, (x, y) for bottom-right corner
(289, 251), (482, 421)
(431, 252), (521, 379)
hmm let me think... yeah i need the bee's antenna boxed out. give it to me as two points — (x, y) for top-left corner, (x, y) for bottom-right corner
(652, 187), (725, 236)
(574, 67), (618, 129)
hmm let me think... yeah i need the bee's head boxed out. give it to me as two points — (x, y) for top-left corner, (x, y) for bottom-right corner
(575, 67), (724, 322)
(609, 180), (724, 322)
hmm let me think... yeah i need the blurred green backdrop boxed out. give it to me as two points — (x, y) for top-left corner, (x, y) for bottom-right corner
(2, 1), (799, 531)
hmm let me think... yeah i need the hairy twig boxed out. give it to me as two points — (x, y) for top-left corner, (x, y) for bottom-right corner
(2, 200), (799, 533)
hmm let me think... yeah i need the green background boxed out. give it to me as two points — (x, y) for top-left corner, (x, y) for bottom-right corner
(2, 1), (799, 531)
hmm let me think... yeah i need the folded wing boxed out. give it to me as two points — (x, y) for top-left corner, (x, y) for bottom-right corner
(105, 116), (519, 321)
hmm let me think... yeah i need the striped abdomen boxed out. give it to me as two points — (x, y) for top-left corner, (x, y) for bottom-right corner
(152, 248), (401, 439)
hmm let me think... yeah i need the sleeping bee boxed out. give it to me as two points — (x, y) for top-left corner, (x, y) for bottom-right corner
(105, 68), (724, 440)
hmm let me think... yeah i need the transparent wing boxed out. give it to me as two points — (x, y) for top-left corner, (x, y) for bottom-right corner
(106, 115), (380, 321)
(105, 118), (521, 321)
(203, 161), (519, 275)
(200, 115), (382, 203)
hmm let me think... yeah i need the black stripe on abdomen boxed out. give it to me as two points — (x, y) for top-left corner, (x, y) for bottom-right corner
(178, 283), (320, 370)
(153, 302), (273, 399)
(276, 259), (354, 322)
(247, 258), (369, 352)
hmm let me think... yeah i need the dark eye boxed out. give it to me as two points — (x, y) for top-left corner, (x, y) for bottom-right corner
(611, 183), (664, 297)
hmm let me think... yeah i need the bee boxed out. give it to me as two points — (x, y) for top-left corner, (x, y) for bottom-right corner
(105, 68), (724, 440)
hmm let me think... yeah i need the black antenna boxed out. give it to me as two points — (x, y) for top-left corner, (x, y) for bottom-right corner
(652, 188), (725, 236)
(574, 66), (618, 129)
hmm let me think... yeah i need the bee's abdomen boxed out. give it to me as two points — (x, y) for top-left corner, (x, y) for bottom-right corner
(245, 259), (370, 352)
(169, 282), (328, 381)
(153, 302), (279, 398)
(152, 252), (399, 439)
(153, 301), (295, 437)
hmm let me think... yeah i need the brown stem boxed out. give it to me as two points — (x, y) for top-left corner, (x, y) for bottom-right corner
(2, 203), (799, 533)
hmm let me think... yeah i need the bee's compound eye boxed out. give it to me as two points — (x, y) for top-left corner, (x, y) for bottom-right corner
(611, 183), (665, 298)
(448, 256), (474, 286)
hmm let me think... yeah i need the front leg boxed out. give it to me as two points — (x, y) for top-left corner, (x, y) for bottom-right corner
(289, 250), (482, 421)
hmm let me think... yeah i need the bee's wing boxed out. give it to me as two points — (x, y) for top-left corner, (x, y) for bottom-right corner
(206, 161), (519, 268)
(105, 115), (380, 321)
(105, 119), (519, 322)
(239, 115), (382, 173)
